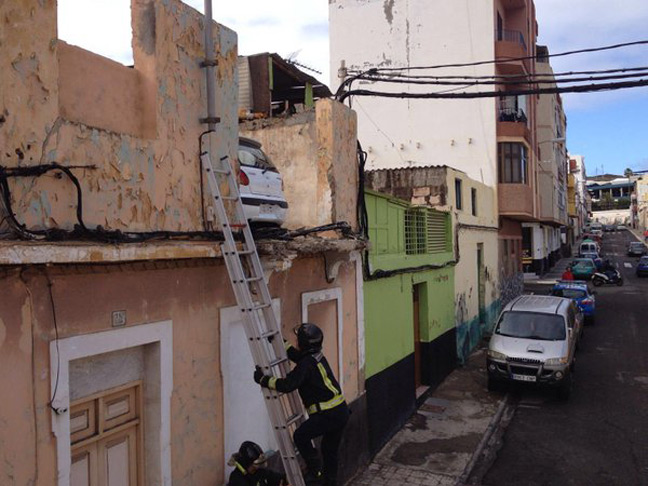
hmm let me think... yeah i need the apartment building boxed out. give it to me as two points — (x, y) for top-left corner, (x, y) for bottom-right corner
(568, 155), (589, 242)
(0, 2), (366, 485)
(330, 0), (542, 344)
(522, 45), (569, 274)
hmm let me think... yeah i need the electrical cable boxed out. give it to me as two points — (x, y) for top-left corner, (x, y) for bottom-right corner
(339, 78), (648, 103)
(346, 39), (648, 74)
(354, 70), (648, 87)
(46, 273), (65, 415)
(369, 65), (648, 81)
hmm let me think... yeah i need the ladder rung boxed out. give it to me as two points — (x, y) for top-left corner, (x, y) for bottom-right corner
(269, 357), (289, 367)
(244, 303), (272, 312)
(286, 413), (303, 427)
(260, 330), (280, 339)
(208, 167), (231, 175)
(220, 195), (239, 201)
(245, 276), (264, 283)
(238, 249), (255, 256)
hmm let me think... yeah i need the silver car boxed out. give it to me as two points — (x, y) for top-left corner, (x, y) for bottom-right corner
(487, 295), (582, 400)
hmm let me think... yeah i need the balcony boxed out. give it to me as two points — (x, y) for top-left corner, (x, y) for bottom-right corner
(495, 29), (529, 74)
(497, 108), (531, 142)
(499, 183), (534, 221)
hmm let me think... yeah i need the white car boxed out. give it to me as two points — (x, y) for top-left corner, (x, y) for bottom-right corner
(238, 137), (288, 226)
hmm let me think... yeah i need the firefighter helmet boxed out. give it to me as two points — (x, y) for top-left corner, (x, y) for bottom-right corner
(295, 323), (323, 352)
(236, 441), (266, 469)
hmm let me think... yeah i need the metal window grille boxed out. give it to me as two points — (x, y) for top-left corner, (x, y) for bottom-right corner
(405, 208), (449, 255)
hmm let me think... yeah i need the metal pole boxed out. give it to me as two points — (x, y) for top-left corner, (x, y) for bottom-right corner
(202, 0), (219, 129)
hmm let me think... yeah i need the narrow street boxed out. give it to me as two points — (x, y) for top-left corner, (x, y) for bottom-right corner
(476, 230), (648, 485)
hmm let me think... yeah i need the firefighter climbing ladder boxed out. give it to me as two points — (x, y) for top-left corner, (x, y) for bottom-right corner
(199, 4), (306, 484)
(199, 147), (307, 486)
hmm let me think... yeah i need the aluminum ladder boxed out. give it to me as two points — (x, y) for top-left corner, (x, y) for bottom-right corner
(200, 148), (307, 486)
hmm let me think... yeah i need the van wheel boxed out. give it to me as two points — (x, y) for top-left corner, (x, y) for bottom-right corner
(557, 373), (573, 401)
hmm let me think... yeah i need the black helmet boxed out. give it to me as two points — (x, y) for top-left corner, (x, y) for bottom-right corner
(295, 323), (323, 352)
(236, 441), (266, 469)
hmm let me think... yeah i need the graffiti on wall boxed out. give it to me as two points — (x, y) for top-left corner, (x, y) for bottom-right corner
(499, 271), (524, 308)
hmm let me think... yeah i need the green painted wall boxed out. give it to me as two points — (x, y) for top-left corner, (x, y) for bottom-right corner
(364, 270), (455, 378)
(363, 190), (455, 379)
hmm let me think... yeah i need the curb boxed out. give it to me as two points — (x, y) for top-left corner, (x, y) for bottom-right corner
(455, 393), (512, 486)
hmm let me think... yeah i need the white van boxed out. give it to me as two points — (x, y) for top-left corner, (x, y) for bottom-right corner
(579, 241), (599, 256)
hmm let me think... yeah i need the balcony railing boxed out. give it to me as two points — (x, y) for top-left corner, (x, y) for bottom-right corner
(499, 107), (527, 123)
(496, 29), (527, 51)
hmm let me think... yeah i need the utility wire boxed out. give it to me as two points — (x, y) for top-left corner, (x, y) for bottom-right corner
(339, 78), (648, 102)
(364, 65), (648, 81)
(355, 70), (648, 87)
(346, 39), (648, 73)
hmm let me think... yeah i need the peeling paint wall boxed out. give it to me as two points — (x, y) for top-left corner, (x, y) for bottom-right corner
(240, 99), (359, 230)
(0, 0), (238, 233)
(0, 255), (361, 484)
(330, 0), (498, 186)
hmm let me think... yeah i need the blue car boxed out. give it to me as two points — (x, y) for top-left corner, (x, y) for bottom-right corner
(637, 256), (648, 277)
(551, 281), (596, 324)
(580, 252), (604, 270)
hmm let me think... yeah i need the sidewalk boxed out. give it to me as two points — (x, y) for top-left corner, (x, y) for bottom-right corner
(347, 348), (508, 486)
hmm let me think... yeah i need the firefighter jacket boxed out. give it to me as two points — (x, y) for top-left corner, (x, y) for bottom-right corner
(261, 344), (346, 415)
(228, 463), (285, 486)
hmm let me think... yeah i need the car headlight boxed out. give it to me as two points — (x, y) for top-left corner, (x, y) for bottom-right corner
(545, 356), (569, 365)
(487, 350), (507, 360)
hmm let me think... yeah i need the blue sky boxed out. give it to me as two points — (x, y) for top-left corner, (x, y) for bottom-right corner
(58, 0), (648, 177)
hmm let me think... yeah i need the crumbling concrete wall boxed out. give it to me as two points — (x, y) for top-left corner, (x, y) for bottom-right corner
(240, 99), (359, 230)
(0, 0), (238, 233)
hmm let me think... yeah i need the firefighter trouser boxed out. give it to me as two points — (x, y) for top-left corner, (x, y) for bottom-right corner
(293, 402), (350, 485)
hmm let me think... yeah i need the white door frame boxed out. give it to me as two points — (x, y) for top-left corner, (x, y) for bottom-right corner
(50, 321), (173, 486)
(301, 288), (344, 389)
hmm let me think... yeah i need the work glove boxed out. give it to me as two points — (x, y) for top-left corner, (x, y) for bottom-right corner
(253, 366), (271, 387)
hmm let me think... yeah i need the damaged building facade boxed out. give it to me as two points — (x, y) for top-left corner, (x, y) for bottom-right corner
(1, 2), (366, 485)
(330, 1), (504, 365)
(365, 168), (500, 365)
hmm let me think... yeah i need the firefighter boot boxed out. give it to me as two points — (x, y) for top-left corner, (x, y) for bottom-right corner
(303, 455), (323, 485)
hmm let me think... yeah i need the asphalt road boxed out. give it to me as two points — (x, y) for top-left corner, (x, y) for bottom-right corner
(478, 230), (648, 486)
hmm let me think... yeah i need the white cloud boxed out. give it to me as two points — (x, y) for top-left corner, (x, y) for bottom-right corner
(535, 0), (648, 111)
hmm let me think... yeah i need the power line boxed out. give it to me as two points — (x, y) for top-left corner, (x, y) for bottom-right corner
(354, 70), (648, 87)
(338, 78), (648, 102)
(346, 39), (648, 73)
(368, 65), (648, 81)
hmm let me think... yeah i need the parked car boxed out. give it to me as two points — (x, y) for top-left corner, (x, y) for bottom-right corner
(616, 224), (627, 231)
(487, 295), (582, 400)
(551, 281), (596, 324)
(570, 258), (597, 280)
(591, 229), (604, 239)
(579, 240), (600, 257)
(237, 137), (288, 226)
(580, 252), (603, 270)
(582, 233), (602, 244)
(603, 224), (616, 232)
(627, 241), (647, 257)
(636, 256), (648, 277)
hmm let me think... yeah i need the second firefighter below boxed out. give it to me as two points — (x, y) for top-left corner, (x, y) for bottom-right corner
(254, 323), (349, 486)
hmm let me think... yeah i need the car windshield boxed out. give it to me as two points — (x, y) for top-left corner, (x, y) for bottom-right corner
(552, 288), (586, 299)
(496, 312), (566, 341)
(573, 260), (594, 269)
(630, 243), (643, 248)
(238, 144), (278, 172)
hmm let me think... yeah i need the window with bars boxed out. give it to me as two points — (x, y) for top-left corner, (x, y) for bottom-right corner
(405, 208), (450, 255)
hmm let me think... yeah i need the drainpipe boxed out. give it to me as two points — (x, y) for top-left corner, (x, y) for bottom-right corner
(201, 0), (219, 129)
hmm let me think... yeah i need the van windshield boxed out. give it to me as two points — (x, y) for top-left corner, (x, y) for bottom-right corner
(495, 312), (566, 341)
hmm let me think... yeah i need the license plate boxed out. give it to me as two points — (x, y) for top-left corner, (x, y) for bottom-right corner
(259, 204), (276, 216)
(512, 374), (536, 382)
